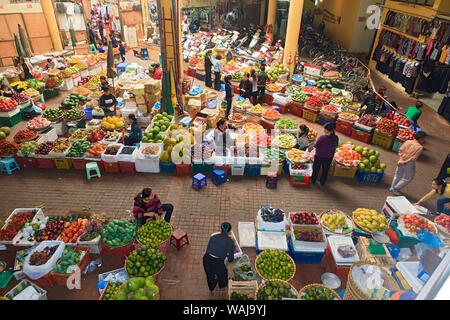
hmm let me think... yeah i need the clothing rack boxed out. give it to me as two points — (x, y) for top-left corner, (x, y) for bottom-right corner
(381, 45), (422, 64)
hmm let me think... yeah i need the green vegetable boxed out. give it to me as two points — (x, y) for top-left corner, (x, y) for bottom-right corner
(66, 140), (91, 157)
(275, 119), (298, 130)
(263, 148), (286, 162)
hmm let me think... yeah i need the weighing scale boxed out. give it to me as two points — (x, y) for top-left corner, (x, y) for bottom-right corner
(368, 231), (390, 255)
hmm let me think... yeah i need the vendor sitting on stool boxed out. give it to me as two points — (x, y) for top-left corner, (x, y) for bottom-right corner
(124, 114), (142, 146)
(133, 188), (173, 226)
(0, 84), (14, 98)
(99, 86), (117, 117)
(203, 222), (235, 292)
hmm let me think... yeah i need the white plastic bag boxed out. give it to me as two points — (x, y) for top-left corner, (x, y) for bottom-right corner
(23, 241), (65, 280)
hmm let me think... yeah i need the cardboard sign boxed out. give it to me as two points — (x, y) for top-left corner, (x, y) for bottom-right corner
(304, 64), (321, 77)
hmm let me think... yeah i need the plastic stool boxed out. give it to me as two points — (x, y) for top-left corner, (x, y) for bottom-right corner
(192, 173), (207, 190)
(170, 228), (190, 251)
(212, 169), (227, 185)
(0, 157), (20, 174)
(86, 162), (101, 180)
(266, 172), (278, 189)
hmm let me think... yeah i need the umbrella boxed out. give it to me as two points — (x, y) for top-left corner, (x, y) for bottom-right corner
(14, 33), (24, 58)
(18, 24), (32, 57)
(69, 20), (77, 49)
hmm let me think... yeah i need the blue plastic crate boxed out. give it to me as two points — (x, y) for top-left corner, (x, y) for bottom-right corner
(287, 237), (325, 264)
(192, 162), (214, 174)
(317, 115), (336, 126)
(355, 170), (384, 184)
(245, 164), (261, 176)
(160, 161), (176, 173)
(283, 162), (290, 175)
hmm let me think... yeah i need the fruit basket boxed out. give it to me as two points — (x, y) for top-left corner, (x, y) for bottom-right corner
(255, 279), (298, 300)
(272, 134), (297, 150)
(319, 210), (354, 235)
(125, 243), (166, 278)
(137, 220), (173, 246)
(286, 149), (311, 164)
(397, 215), (437, 238)
(298, 283), (340, 300)
(13, 129), (38, 143)
(351, 208), (388, 234)
(228, 280), (258, 300)
(262, 108), (281, 121)
(255, 249), (296, 282)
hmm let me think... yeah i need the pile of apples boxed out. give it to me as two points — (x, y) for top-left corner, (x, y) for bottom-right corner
(397, 129), (416, 141)
(393, 115), (412, 128)
(290, 211), (318, 225)
(399, 215), (436, 235)
(435, 215), (450, 233)
(37, 220), (65, 241)
(59, 218), (88, 243)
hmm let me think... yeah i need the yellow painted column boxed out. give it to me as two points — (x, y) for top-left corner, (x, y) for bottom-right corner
(266, 0), (277, 39)
(40, 0), (63, 51)
(260, 0), (267, 26)
(283, 0), (303, 75)
(141, 0), (148, 36)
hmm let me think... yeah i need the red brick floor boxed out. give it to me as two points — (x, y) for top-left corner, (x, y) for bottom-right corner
(0, 51), (449, 300)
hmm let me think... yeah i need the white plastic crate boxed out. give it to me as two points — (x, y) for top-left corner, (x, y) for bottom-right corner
(257, 230), (288, 251)
(0, 208), (45, 245)
(60, 77), (74, 91)
(134, 144), (161, 173)
(273, 92), (291, 106)
(396, 261), (424, 293)
(231, 164), (245, 176)
(327, 235), (360, 265)
(238, 222), (255, 248)
(77, 235), (102, 255)
(116, 145), (138, 163)
(101, 143), (124, 163)
(230, 231), (243, 259)
(289, 163), (313, 177)
(257, 208), (287, 232)
(51, 121), (68, 137)
(290, 225), (327, 252)
(382, 196), (419, 220)
(120, 106), (138, 120)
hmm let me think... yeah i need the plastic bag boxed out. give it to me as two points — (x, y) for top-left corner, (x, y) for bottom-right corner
(23, 240), (65, 280)
(398, 248), (412, 262)
(417, 230), (444, 249)
(414, 242), (436, 260)
(232, 254), (258, 281)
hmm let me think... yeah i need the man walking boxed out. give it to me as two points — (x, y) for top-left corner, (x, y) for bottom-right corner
(390, 131), (427, 195)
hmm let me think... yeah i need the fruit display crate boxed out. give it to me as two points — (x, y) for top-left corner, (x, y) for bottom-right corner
(287, 236), (325, 264)
(290, 175), (310, 185)
(350, 127), (372, 144)
(332, 161), (358, 178)
(289, 103), (303, 118)
(0, 108), (22, 127)
(53, 158), (73, 170)
(36, 157), (55, 169)
(336, 119), (353, 136)
(27, 273), (56, 288)
(371, 130), (395, 150)
(317, 113), (337, 126)
(245, 164), (261, 176)
(101, 241), (135, 256)
(13, 155), (25, 168)
(175, 163), (191, 176)
(160, 161), (176, 173)
(260, 163), (283, 176)
(392, 139), (404, 153)
(302, 108), (319, 123)
(4, 279), (48, 300)
(78, 235), (102, 255)
(118, 161), (136, 173)
(104, 161), (120, 173)
(325, 245), (351, 281)
(228, 280), (259, 300)
(231, 164), (245, 176)
(71, 158), (86, 171)
(355, 170), (384, 184)
(23, 156), (39, 169)
(50, 246), (91, 287)
(192, 162), (214, 174)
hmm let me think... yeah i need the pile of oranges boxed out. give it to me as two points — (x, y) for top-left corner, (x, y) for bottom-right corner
(334, 145), (361, 166)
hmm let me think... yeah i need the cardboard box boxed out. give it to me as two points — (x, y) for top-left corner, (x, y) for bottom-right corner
(133, 84), (145, 96)
(137, 103), (149, 115)
(135, 94), (146, 105)
(146, 91), (161, 109)
(188, 99), (202, 113)
(143, 79), (161, 95)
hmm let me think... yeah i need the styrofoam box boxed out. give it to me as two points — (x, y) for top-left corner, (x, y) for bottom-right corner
(230, 231), (243, 259)
(288, 212), (320, 228)
(327, 235), (360, 265)
(51, 121), (68, 137)
(0, 208), (45, 245)
(101, 143), (124, 163)
(257, 230), (288, 251)
(77, 235), (102, 255)
(134, 144), (162, 173)
(290, 225), (327, 252)
(396, 261), (425, 293)
(238, 222), (256, 248)
(382, 196), (419, 218)
(257, 209), (287, 232)
(116, 145), (138, 163)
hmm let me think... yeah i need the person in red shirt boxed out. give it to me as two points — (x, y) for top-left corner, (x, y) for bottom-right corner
(133, 188), (173, 226)
(153, 63), (163, 80)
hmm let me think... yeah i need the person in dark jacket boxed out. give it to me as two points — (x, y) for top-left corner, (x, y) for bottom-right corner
(311, 122), (339, 186)
(98, 86), (117, 117)
(133, 188), (173, 226)
(118, 40), (126, 62)
(88, 23), (97, 50)
(226, 45), (233, 63)
(360, 87), (377, 115)
(203, 222), (235, 292)
(249, 69), (258, 105)
(204, 50), (213, 88)
(99, 76), (109, 91)
(257, 65), (268, 105)
(124, 114), (142, 146)
(109, 33), (118, 48)
(239, 73), (252, 100)
(437, 153), (450, 181)
(224, 75), (233, 118)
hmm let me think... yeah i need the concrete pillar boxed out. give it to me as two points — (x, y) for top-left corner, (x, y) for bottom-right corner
(283, 0), (303, 75)
(141, 0), (148, 37)
(260, 0), (267, 26)
(40, 0), (63, 51)
(266, 0), (277, 40)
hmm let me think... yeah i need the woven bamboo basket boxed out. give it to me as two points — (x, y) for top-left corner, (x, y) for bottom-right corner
(319, 210), (354, 235)
(124, 254), (166, 279)
(298, 283), (341, 300)
(255, 279), (298, 300)
(351, 213), (388, 234)
(255, 250), (296, 282)
(436, 223), (450, 237)
(228, 280), (258, 300)
(343, 261), (399, 300)
(28, 124), (51, 132)
(136, 220), (173, 247)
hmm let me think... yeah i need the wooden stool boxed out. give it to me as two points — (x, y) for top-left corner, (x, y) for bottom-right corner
(170, 228), (189, 251)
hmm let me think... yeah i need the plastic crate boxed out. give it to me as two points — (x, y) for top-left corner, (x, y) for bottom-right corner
(101, 241), (134, 256)
(332, 161), (357, 178)
(23, 157), (39, 169)
(355, 170), (384, 184)
(290, 175), (310, 185)
(372, 130), (394, 150)
(71, 158), (86, 171)
(27, 273), (55, 288)
(392, 139), (404, 153)
(160, 162), (176, 173)
(192, 162), (214, 174)
(289, 103), (303, 117)
(325, 245), (351, 280)
(350, 127), (372, 144)
(118, 161), (135, 173)
(14, 155), (24, 168)
(317, 114), (336, 126)
(104, 161), (120, 173)
(36, 157), (55, 169)
(245, 164), (261, 176)
(53, 158), (72, 170)
(302, 108), (319, 123)
(260, 163), (283, 176)
(214, 165), (230, 177)
(231, 164), (245, 176)
(5, 279), (48, 300)
(287, 237), (325, 264)
(51, 246), (91, 287)
(0, 108), (22, 127)
(77, 236), (102, 255)
(336, 119), (353, 136)
(263, 93), (274, 105)
(175, 164), (191, 176)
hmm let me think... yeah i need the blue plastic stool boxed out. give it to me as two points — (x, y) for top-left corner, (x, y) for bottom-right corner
(212, 169), (227, 185)
(0, 157), (20, 174)
(140, 48), (149, 60)
(192, 173), (207, 190)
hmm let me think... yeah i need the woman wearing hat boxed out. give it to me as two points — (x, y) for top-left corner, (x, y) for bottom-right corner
(203, 223), (235, 292)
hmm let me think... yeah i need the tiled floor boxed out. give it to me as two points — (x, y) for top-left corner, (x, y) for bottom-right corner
(0, 50), (449, 300)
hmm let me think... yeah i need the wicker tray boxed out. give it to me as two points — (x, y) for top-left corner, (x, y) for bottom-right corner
(319, 210), (354, 235)
(255, 250), (296, 282)
(136, 221), (173, 247)
(124, 254), (165, 279)
(28, 124), (51, 132)
(14, 132), (39, 143)
(351, 212), (388, 234)
(64, 115), (85, 122)
(436, 223), (450, 237)
(298, 283), (341, 300)
(255, 279), (298, 300)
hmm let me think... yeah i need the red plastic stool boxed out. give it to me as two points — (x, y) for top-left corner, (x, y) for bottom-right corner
(170, 228), (190, 251)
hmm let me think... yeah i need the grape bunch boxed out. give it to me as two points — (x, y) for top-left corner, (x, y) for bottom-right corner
(29, 246), (58, 266)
